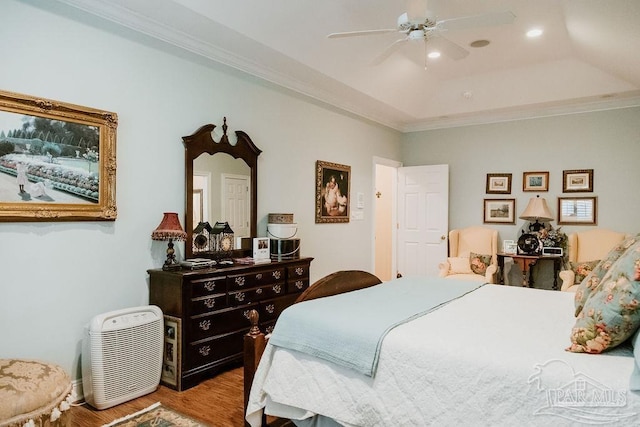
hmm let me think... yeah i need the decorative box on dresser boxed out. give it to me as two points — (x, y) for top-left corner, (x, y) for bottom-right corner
(148, 257), (313, 391)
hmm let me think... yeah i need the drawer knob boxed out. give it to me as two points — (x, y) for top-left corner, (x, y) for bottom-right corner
(204, 298), (215, 308)
(266, 304), (275, 314)
(199, 345), (210, 356)
(256, 288), (263, 294)
(295, 267), (304, 276)
(272, 284), (282, 293)
(199, 319), (211, 331)
(256, 273), (263, 280)
(295, 280), (304, 289)
(235, 292), (246, 302)
(272, 271), (282, 280)
(235, 277), (246, 286)
(204, 281), (216, 291)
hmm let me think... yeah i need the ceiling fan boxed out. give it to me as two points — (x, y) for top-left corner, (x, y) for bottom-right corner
(327, 1), (515, 65)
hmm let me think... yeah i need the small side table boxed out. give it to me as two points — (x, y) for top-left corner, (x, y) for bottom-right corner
(497, 253), (563, 290)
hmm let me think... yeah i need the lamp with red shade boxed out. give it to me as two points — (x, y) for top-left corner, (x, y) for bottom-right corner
(151, 212), (187, 270)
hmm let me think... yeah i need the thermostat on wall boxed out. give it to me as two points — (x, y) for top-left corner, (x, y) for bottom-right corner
(542, 247), (563, 256)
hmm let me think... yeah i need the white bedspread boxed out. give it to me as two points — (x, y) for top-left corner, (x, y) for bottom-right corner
(247, 284), (640, 426)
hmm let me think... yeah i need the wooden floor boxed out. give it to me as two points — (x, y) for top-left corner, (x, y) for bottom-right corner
(70, 367), (245, 426)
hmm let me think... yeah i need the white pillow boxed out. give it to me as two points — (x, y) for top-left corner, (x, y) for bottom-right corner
(448, 257), (473, 274)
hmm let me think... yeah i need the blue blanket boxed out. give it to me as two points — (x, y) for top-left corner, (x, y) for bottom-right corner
(268, 276), (483, 377)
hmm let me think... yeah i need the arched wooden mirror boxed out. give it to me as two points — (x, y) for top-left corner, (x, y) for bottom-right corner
(183, 118), (261, 259)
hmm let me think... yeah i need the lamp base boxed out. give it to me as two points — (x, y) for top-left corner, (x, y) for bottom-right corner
(162, 239), (181, 271)
(528, 220), (546, 233)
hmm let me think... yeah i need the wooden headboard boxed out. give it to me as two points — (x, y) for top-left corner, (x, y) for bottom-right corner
(243, 270), (382, 426)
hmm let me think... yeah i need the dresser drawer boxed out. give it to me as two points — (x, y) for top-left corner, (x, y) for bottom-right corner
(190, 275), (227, 298)
(189, 303), (257, 341)
(287, 263), (310, 280)
(227, 267), (286, 292)
(185, 330), (245, 371)
(228, 282), (287, 306)
(287, 277), (310, 294)
(190, 293), (228, 315)
(259, 294), (298, 322)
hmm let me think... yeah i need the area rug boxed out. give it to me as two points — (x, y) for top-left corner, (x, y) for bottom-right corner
(102, 402), (209, 427)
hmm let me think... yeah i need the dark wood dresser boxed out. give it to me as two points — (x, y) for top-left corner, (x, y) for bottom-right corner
(148, 257), (313, 390)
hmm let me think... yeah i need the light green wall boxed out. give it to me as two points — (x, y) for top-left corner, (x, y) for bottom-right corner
(402, 108), (640, 288)
(402, 108), (640, 238)
(0, 0), (400, 379)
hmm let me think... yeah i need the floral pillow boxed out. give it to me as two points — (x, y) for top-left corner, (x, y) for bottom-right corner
(570, 260), (600, 285)
(447, 257), (473, 274)
(470, 253), (491, 276)
(567, 239), (640, 354)
(574, 234), (640, 316)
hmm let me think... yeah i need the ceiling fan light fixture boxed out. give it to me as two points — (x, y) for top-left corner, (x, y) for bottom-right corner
(408, 29), (425, 40)
(427, 51), (441, 59)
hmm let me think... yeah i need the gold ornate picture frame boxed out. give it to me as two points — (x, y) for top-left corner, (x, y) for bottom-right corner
(315, 160), (350, 223)
(0, 90), (117, 221)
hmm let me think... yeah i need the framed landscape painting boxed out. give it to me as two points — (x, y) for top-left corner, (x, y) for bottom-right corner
(0, 90), (117, 221)
(483, 199), (516, 224)
(562, 169), (593, 193)
(486, 173), (512, 194)
(523, 171), (549, 192)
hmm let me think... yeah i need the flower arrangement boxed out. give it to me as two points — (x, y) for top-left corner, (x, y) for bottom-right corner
(538, 226), (568, 250)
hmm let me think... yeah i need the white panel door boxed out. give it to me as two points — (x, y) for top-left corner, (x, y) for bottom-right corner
(222, 174), (250, 238)
(397, 164), (449, 277)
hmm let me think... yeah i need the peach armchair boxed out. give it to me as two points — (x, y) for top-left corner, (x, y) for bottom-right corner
(559, 228), (628, 292)
(438, 226), (499, 284)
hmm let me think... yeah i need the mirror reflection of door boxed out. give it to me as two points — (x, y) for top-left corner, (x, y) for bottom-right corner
(222, 173), (250, 238)
(193, 172), (210, 226)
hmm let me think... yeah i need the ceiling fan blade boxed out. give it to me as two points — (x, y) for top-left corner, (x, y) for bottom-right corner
(428, 34), (469, 60)
(371, 37), (408, 65)
(328, 29), (397, 39)
(437, 10), (515, 32)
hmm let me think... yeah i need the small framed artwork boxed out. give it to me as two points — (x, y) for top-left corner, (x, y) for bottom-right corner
(503, 240), (517, 254)
(486, 173), (512, 194)
(523, 171), (549, 192)
(0, 89), (117, 221)
(562, 169), (593, 193)
(558, 196), (597, 225)
(316, 160), (350, 223)
(483, 199), (516, 224)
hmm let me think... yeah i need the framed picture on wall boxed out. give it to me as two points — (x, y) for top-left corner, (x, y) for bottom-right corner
(486, 173), (512, 194)
(563, 169), (594, 192)
(315, 160), (350, 223)
(558, 196), (597, 225)
(0, 90), (117, 221)
(483, 199), (516, 224)
(523, 171), (549, 192)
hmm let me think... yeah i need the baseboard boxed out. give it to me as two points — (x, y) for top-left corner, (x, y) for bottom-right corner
(71, 378), (84, 403)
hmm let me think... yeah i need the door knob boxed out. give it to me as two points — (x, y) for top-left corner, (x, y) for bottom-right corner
(441, 235), (446, 240)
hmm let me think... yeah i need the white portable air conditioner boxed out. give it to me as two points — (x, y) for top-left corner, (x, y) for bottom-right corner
(82, 305), (164, 410)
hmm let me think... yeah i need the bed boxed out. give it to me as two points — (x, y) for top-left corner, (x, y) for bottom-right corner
(244, 271), (640, 426)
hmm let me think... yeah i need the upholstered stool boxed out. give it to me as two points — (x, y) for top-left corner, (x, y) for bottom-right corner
(0, 359), (73, 427)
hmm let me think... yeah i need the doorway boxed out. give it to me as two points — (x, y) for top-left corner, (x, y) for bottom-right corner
(373, 158), (449, 280)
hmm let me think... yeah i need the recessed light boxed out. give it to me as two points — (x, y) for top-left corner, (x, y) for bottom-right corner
(427, 51), (441, 59)
(527, 28), (543, 38)
(470, 39), (490, 48)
